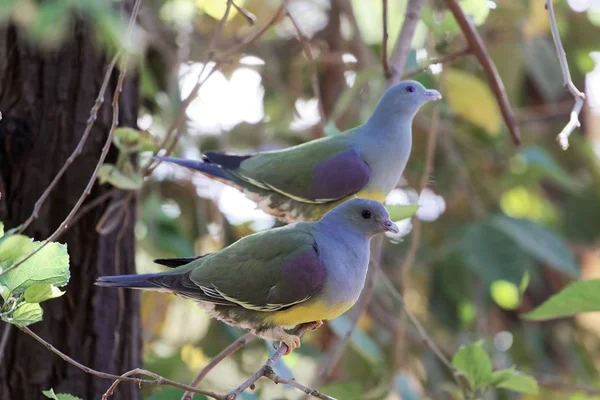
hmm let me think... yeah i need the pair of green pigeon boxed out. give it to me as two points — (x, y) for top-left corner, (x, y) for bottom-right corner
(96, 81), (441, 353)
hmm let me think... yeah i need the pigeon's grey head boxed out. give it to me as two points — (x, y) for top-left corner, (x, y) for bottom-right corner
(375, 80), (442, 118)
(323, 198), (399, 237)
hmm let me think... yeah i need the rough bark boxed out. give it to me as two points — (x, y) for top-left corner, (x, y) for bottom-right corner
(0, 15), (141, 400)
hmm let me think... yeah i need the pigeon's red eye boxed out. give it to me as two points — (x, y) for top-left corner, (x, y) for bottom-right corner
(406, 86), (415, 93)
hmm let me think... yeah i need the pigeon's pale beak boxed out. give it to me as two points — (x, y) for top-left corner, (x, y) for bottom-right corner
(423, 89), (442, 102)
(381, 219), (400, 234)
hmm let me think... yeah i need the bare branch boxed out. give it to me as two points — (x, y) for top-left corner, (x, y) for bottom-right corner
(227, 323), (325, 400)
(263, 367), (335, 400)
(444, 0), (521, 145)
(382, 0), (391, 78)
(393, 103), (440, 369)
(181, 333), (256, 400)
(387, 0), (427, 86)
(286, 9), (327, 129)
(18, 326), (226, 400)
(232, 1), (257, 25)
(546, 0), (586, 149)
(402, 46), (471, 79)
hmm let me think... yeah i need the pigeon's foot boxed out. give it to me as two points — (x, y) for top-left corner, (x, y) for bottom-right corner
(304, 320), (323, 331)
(259, 326), (302, 355)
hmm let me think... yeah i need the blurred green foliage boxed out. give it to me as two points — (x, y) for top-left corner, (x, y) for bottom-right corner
(5, 0), (600, 398)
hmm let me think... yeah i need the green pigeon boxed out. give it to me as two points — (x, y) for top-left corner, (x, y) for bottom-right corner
(96, 198), (398, 354)
(156, 80), (441, 222)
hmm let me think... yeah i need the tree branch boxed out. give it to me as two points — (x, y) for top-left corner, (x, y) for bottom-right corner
(18, 325), (226, 400)
(546, 0), (586, 150)
(402, 46), (471, 79)
(226, 324), (327, 400)
(444, 0), (521, 146)
(286, 9), (327, 130)
(382, 0), (391, 78)
(181, 333), (256, 400)
(387, 0), (427, 86)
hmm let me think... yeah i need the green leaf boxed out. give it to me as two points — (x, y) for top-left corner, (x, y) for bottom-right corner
(98, 163), (144, 190)
(496, 371), (539, 394)
(42, 389), (83, 400)
(490, 280), (521, 310)
(24, 284), (65, 303)
(8, 302), (43, 326)
(489, 366), (517, 386)
(0, 235), (35, 271)
(461, 222), (531, 285)
(328, 315), (383, 364)
(386, 205), (419, 222)
(113, 127), (158, 153)
(444, 69), (502, 136)
(519, 146), (583, 194)
(0, 242), (70, 293)
(489, 215), (578, 279)
(452, 340), (493, 389)
(0, 221), (3, 237)
(523, 280), (600, 321)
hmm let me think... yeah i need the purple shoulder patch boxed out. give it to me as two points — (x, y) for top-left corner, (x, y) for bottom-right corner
(272, 247), (326, 304)
(308, 149), (370, 200)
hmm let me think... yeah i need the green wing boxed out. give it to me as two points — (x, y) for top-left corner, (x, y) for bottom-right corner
(189, 227), (327, 311)
(232, 136), (370, 203)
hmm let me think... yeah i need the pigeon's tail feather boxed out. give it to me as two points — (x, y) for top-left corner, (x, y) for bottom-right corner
(155, 156), (232, 182)
(95, 273), (157, 289)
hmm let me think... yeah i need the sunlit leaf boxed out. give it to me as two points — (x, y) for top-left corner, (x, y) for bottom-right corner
(42, 389), (83, 400)
(452, 340), (493, 389)
(0, 242), (69, 293)
(496, 371), (539, 394)
(9, 302), (43, 326)
(444, 69), (502, 136)
(386, 204), (419, 222)
(24, 284), (65, 303)
(0, 235), (35, 271)
(523, 280), (600, 321)
(490, 280), (521, 310)
(488, 215), (578, 279)
(489, 366), (517, 386)
(198, 0), (246, 21)
(113, 127), (159, 153)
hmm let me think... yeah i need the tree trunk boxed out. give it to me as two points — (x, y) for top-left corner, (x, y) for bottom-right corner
(0, 15), (141, 400)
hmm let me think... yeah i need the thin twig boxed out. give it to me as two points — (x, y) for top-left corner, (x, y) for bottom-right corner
(18, 326), (226, 400)
(145, 2), (287, 175)
(264, 367), (335, 400)
(382, 0), (391, 78)
(17, 54), (119, 234)
(546, 0), (586, 150)
(402, 46), (470, 79)
(232, 1), (256, 25)
(0, 0), (142, 278)
(227, 324), (321, 399)
(181, 333), (257, 400)
(393, 103), (441, 371)
(286, 9), (327, 129)
(387, 0), (428, 86)
(444, 0), (521, 145)
(378, 272), (458, 378)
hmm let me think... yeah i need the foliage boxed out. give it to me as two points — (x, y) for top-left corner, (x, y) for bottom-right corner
(0, 222), (70, 326)
(3, 0), (600, 399)
(42, 388), (82, 400)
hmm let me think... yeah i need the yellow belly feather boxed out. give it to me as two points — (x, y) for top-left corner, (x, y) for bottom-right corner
(266, 300), (354, 326)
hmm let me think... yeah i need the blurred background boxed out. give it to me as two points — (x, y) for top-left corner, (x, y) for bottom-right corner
(4, 0), (600, 399)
